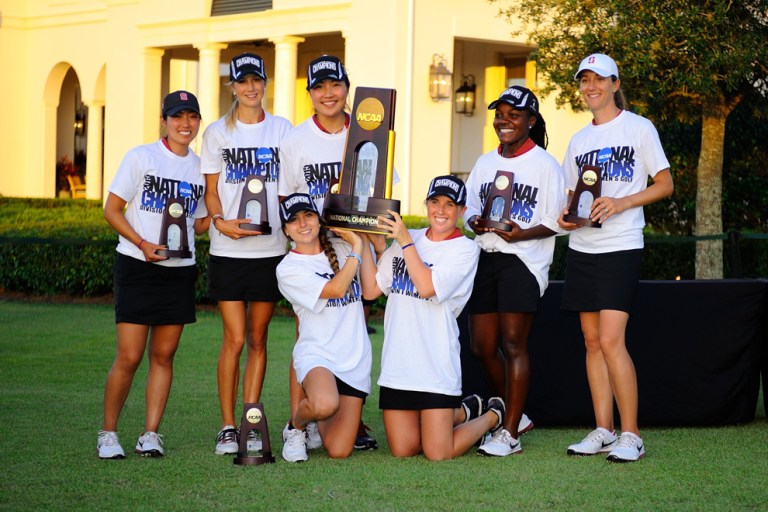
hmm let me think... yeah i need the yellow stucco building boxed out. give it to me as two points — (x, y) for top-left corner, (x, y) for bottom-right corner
(0, 0), (589, 214)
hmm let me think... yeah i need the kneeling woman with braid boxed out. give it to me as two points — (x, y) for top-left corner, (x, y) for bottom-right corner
(276, 193), (372, 462)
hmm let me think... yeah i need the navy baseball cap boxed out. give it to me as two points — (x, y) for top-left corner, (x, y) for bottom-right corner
(162, 90), (200, 117)
(306, 55), (349, 89)
(230, 52), (267, 82)
(488, 85), (540, 115)
(279, 193), (320, 224)
(426, 175), (467, 206)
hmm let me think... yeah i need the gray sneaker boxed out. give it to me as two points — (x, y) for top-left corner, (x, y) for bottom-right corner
(215, 426), (239, 455)
(135, 431), (164, 457)
(97, 430), (125, 460)
(567, 427), (618, 456)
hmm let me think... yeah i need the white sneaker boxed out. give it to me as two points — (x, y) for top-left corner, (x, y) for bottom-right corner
(567, 427), (618, 456)
(246, 430), (262, 452)
(135, 431), (164, 457)
(215, 425), (239, 455)
(282, 427), (308, 462)
(306, 421), (323, 450)
(477, 428), (522, 456)
(606, 432), (645, 462)
(97, 430), (125, 459)
(518, 413), (534, 436)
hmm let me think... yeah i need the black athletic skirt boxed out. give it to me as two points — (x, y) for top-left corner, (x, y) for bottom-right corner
(561, 248), (642, 314)
(207, 254), (283, 302)
(379, 386), (460, 410)
(114, 253), (197, 325)
(467, 251), (541, 314)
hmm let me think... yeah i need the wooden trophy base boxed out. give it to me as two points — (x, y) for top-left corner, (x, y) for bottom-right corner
(475, 218), (512, 232)
(323, 194), (400, 235)
(563, 213), (601, 228)
(156, 247), (192, 258)
(233, 402), (275, 465)
(238, 222), (272, 235)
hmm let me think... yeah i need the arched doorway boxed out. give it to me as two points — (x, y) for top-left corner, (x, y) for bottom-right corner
(55, 67), (87, 198)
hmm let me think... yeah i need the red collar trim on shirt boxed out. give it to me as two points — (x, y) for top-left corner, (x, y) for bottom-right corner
(161, 136), (172, 152)
(497, 137), (536, 158)
(312, 113), (350, 134)
(425, 227), (462, 241)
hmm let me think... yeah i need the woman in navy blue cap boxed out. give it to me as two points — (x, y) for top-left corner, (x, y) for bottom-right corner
(464, 86), (566, 457)
(98, 90), (208, 459)
(358, 176), (505, 460)
(278, 54), (379, 454)
(276, 193), (372, 462)
(200, 52), (293, 456)
(558, 53), (673, 462)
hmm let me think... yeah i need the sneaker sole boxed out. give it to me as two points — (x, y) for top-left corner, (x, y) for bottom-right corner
(606, 452), (645, 463)
(214, 448), (238, 455)
(135, 449), (163, 457)
(353, 442), (378, 451)
(477, 448), (522, 457)
(98, 453), (125, 460)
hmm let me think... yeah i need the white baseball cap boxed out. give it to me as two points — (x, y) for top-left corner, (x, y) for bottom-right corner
(574, 53), (619, 80)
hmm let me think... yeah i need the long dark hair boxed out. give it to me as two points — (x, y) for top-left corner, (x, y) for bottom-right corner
(529, 112), (548, 149)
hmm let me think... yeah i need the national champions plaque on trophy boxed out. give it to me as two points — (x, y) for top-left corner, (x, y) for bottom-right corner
(156, 197), (192, 258)
(476, 170), (515, 232)
(233, 402), (275, 465)
(564, 164), (602, 228)
(237, 174), (272, 234)
(323, 87), (400, 234)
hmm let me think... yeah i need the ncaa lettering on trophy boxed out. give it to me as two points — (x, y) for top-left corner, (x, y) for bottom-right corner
(323, 87), (400, 234)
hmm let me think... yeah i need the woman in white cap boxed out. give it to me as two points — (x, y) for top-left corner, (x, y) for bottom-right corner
(358, 175), (505, 460)
(98, 90), (208, 459)
(558, 53), (673, 462)
(200, 52), (293, 456)
(278, 55), (379, 455)
(276, 193), (372, 462)
(464, 86), (565, 457)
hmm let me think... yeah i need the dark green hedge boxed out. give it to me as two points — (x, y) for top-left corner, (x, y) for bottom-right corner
(1, 198), (766, 301)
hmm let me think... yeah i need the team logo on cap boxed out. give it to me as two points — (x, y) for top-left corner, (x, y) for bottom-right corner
(179, 92), (188, 101)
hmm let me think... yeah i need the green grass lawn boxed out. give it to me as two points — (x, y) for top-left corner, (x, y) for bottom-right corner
(0, 300), (766, 511)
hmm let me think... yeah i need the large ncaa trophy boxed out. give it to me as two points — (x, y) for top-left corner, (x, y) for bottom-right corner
(476, 171), (515, 232)
(156, 197), (192, 258)
(323, 87), (400, 234)
(233, 403), (275, 465)
(564, 165), (602, 228)
(237, 174), (272, 234)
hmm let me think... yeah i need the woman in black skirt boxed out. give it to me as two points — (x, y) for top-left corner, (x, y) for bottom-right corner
(97, 91), (208, 459)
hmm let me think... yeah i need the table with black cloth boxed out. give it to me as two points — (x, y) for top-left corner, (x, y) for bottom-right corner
(459, 279), (768, 427)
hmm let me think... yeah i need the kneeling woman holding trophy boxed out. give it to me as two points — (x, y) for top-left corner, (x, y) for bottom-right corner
(276, 193), (373, 462)
(98, 91), (208, 459)
(358, 175), (506, 460)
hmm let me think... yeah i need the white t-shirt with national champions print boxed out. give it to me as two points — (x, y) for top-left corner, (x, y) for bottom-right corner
(278, 117), (345, 213)
(562, 110), (670, 254)
(276, 238), (372, 394)
(200, 113), (292, 258)
(108, 139), (207, 267)
(463, 144), (565, 295)
(376, 228), (480, 397)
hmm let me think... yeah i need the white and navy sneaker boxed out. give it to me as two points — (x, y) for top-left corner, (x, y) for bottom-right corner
(282, 427), (308, 462)
(460, 394), (484, 424)
(606, 432), (645, 462)
(97, 430), (125, 459)
(215, 425), (239, 455)
(306, 421), (323, 450)
(477, 428), (522, 457)
(135, 431), (164, 457)
(567, 427), (618, 456)
(247, 430), (262, 452)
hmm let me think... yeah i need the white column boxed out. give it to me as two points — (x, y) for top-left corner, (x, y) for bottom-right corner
(195, 42), (228, 134)
(84, 101), (104, 200)
(270, 36), (305, 123)
(142, 48), (165, 143)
